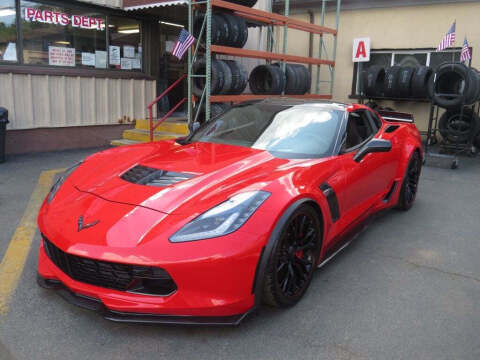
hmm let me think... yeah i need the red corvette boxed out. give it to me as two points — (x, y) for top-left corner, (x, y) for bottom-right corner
(37, 99), (422, 325)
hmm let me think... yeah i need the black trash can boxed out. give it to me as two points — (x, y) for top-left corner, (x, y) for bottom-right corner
(0, 107), (9, 163)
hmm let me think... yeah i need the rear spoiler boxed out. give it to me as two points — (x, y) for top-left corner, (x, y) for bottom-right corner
(377, 110), (414, 123)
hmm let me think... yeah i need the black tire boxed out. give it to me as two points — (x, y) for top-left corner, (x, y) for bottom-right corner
(273, 63), (301, 94)
(396, 151), (421, 211)
(263, 204), (322, 307)
(192, 58), (225, 97)
(193, 102), (231, 124)
(193, 14), (222, 45)
(249, 64), (285, 94)
(217, 59), (232, 94)
(384, 66), (401, 97)
(433, 62), (474, 108)
(466, 68), (480, 104)
(438, 107), (479, 144)
(213, 13), (232, 46)
(217, 12), (248, 48)
(223, 60), (248, 94)
(294, 64), (311, 94)
(396, 67), (415, 98)
(364, 65), (385, 97)
(474, 131), (480, 149)
(411, 66), (433, 99)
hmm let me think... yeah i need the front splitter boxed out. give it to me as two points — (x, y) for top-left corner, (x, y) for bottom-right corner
(37, 274), (251, 326)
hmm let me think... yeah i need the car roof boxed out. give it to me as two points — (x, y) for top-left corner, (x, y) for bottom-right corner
(237, 98), (348, 111)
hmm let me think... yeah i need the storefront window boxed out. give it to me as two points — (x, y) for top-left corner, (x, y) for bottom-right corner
(20, 1), (106, 68)
(108, 16), (142, 71)
(0, 0), (17, 62)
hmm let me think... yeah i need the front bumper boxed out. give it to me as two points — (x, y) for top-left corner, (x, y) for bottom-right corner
(37, 274), (250, 326)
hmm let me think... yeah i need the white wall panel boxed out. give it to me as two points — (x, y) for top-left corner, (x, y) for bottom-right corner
(0, 73), (156, 130)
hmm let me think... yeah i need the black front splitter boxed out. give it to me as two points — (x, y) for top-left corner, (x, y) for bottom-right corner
(37, 274), (250, 326)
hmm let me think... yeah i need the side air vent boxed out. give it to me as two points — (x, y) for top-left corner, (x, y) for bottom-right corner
(121, 165), (194, 187)
(385, 125), (400, 133)
(320, 182), (340, 223)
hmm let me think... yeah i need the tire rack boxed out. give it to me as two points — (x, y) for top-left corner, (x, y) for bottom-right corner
(425, 63), (478, 169)
(186, 0), (342, 127)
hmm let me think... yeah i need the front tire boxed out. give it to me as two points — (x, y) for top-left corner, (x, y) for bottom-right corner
(396, 151), (422, 211)
(262, 205), (322, 307)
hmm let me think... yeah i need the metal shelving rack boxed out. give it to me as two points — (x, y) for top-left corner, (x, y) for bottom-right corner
(186, 0), (341, 127)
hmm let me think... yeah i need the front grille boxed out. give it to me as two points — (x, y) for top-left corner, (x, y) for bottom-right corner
(42, 236), (176, 295)
(121, 165), (194, 187)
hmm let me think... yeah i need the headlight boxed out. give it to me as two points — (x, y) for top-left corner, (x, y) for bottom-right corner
(170, 191), (271, 242)
(47, 162), (82, 203)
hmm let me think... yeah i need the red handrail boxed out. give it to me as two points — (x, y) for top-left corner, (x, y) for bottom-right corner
(148, 74), (187, 142)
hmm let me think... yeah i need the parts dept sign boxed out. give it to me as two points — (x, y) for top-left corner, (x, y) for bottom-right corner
(24, 8), (105, 31)
(353, 37), (370, 62)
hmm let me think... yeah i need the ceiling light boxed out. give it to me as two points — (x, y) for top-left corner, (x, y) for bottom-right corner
(118, 29), (139, 34)
(55, 41), (71, 45)
(159, 21), (184, 28)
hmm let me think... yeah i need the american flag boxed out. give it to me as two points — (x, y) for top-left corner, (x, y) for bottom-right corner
(436, 21), (456, 51)
(460, 37), (472, 62)
(171, 28), (195, 60)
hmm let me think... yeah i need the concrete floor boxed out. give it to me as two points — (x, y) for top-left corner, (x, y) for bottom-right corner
(0, 148), (479, 360)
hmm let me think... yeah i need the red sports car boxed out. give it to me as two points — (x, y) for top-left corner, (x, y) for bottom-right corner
(37, 99), (422, 325)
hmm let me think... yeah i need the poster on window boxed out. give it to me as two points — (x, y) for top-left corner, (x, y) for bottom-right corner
(123, 45), (135, 59)
(121, 58), (132, 70)
(3, 43), (17, 62)
(132, 55), (141, 70)
(81, 52), (95, 66)
(95, 50), (107, 69)
(109, 46), (120, 65)
(48, 46), (75, 67)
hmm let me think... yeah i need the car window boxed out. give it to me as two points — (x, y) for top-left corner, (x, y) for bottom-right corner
(190, 103), (344, 158)
(344, 111), (374, 150)
(366, 110), (382, 131)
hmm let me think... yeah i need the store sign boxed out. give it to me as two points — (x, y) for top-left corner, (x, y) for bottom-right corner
(353, 37), (370, 62)
(24, 8), (105, 31)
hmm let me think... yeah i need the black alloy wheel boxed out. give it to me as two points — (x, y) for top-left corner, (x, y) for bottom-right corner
(263, 205), (322, 307)
(396, 152), (421, 211)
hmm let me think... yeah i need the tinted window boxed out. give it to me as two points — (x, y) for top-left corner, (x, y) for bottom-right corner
(191, 103), (344, 158)
(345, 111), (374, 150)
(367, 110), (382, 130)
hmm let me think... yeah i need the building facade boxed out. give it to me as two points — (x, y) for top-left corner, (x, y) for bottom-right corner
(0, 0), (157, 153)
(274, 0), (480, 132)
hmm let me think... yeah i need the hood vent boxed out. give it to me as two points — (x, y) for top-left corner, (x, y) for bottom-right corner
(121, 165), (195, 187)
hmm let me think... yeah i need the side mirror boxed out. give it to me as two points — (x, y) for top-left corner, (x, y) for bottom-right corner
(353, 138), (392, 162)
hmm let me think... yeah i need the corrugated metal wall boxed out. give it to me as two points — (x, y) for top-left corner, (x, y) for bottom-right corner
(0, 74), (156, 130)
(77, 0), (123, 9)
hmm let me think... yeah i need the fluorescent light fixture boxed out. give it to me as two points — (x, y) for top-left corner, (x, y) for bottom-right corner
(118, 29), (139, 34)
(0, 9), (15, 17)
(55, 41), (71, 45)
(159, 21), (184, 28)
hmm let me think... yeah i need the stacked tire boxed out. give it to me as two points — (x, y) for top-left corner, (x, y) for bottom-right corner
(193, 102), (231, 124)
(192, 58), (248, 96)
(431, 63), (480, 146)
(193, 12), (248, 48)
(249, 63), (311, 95)
(363, 65), (433, 99)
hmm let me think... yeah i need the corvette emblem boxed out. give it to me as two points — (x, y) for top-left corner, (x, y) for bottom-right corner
(77, 215), (100, 232)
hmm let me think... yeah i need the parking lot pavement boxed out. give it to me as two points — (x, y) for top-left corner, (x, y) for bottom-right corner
(0, 149), (479, 360)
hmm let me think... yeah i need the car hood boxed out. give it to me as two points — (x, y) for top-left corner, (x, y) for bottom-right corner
(71, 141), (291, 216)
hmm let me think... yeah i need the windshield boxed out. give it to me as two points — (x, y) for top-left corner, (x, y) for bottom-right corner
(190, 103), (344, 158)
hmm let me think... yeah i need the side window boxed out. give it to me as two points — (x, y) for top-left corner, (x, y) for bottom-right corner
(344, 111), (374, 151)
(366, 110), (382, 131)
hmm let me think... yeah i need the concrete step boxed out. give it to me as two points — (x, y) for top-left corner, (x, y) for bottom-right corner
(122, 128), (181, 142)
(135, 118), (189, 135)
(110, 138), (142, 147)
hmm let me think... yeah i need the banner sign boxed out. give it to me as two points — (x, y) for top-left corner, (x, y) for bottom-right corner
(25, 8), (105, 31)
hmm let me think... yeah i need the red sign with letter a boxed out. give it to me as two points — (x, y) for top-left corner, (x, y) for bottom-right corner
(353, 37), (370, 62)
